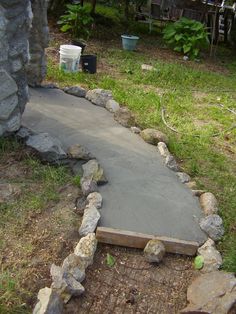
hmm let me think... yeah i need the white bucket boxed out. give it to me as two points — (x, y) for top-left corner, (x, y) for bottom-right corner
(59, 45), (82, 72)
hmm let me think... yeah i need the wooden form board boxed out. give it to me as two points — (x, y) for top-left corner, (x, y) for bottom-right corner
(96, 227), (199, 256)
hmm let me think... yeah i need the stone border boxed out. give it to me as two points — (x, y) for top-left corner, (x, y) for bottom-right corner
(28, 85), (230, 313)
(14, 126), (106, 313)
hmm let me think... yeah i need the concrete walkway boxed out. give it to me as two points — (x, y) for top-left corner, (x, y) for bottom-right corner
(23, 88), (206, 244)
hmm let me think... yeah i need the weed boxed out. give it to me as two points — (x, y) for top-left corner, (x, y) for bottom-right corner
(72, 175), (81, 187)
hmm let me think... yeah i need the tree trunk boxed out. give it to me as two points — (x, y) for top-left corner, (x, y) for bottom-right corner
(91, 0), (97, 15)
(124, 0), (129, 20)
(48, 0), (68, 16)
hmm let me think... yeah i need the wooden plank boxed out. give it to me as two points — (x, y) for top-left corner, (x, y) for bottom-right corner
(96, 227), (199, 256)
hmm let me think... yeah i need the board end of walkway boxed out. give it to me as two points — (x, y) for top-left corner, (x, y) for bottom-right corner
(96, 227), (199, 256)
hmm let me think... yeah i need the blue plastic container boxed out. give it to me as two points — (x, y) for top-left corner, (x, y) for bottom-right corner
(121, 35), (139, 51)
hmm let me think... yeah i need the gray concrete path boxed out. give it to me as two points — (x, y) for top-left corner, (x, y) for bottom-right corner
(23, 88), (206, 244)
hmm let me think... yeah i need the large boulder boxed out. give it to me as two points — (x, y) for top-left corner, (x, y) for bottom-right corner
(114, 108), (135, 128)
(181, 271), (236, 314)
(140, 128), (169, 145)
(165, 155), (179, 172)
(81, 178), (98, 197)
(62, 253), (86, 282)
(87, 192), (102, 209)
(105, 99), (120, 113)
(26, 133), (67, 163)
(50, 264), (84, 304)
(197, 238), (222, 273)
(63, 86), (86, 98)
(157, 142), (170, 158)
(200, 192), (219, 216)
(176, 172), (190, 183)
(82, 159), (107, 185)
(144, 239), (165, 263)
(33, 287), (63, 314)
(86, 89), (112, 107)
(199, 214), (224, 241)
(79, 205), (101, 236)
(74, 233), (98, 268)
(67, 144), (93, 161)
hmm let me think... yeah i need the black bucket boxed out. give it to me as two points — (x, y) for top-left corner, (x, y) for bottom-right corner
(71, 40), (86, 54)
(81, 55), (97, 74)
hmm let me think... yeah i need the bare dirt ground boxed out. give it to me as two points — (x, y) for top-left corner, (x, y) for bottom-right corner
(0, 143), (81, 312)
(65, 245), (197, 314)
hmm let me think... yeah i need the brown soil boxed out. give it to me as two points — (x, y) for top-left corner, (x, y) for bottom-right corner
(65, 245), (197, 314)
(0, 144), (81, 311)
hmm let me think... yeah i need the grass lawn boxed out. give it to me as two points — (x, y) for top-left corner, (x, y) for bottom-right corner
(46, 13), (236, 272)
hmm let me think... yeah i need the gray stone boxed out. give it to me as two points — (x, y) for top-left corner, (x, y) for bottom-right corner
(157, 142), (170, 158)
(81, 178), (98, 197)
(114, 107), (135, 128)
(33, 287), (63, 314)
(200, 192), (219, 216)
(87, 192), (102, 209)
(105, 99), (120, 113)
(130, 126), (141, 134)
(181, 271), (236, 314)
(141, 64), (155, 71)
(74, 233), (97, 268)
(86, 89), (112, 107)
(199, 214), (224, 241)
(79, 205), (101, 236)
(62, 273), (85, 303)
(67, 144), (93, 161)
(0, 94), (18, 120)
(64, 86), (86, 98)
(0, 70), (18, 102)
(26, 133), (67, 162)
(176, 172), (191, 184)
(62, 253), (86, 282)
(5, 111), (21, 132)
(82, 159), (107, 185)
(144, 239), (165, 263)
(197, 238), (222, 273)
(140, 128), (169, 145)
(50, 264), (84, 303)
(50, 264), (85, 304)
(165, 155), (179, 172)
(16, 126), (33, 140)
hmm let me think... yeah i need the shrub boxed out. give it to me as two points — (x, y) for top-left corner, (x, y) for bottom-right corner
(58, 4), (94, 40)
(163, 17), (209, 59)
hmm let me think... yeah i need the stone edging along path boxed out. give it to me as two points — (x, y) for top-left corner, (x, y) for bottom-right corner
(21, 84), (235, 313)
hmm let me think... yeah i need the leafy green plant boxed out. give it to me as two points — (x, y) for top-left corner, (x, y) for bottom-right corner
(106, 253), (116, 267)
(58, 4), (94, 40)
(163, 18), (209, 59)
(194, 255), (204, 270)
